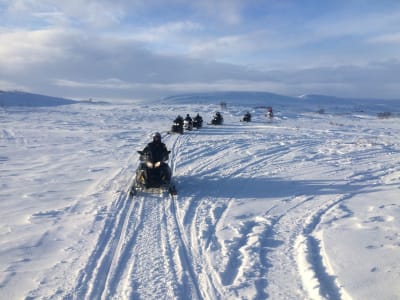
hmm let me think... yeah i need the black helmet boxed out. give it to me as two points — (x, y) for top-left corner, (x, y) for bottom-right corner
(153, 132), (161, 143)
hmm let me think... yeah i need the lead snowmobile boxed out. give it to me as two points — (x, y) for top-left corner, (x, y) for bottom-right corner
(130, 150), (177, 195)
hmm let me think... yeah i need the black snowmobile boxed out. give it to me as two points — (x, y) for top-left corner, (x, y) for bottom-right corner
(170, 115), (184, 134)
(170, 121), (183, 134)
(193, 114), (203, 129)
(131, 150), (176, 195)
(183, 114), (193, 131)
(210, 112), (223, 125)
(242, 112), (251, 122)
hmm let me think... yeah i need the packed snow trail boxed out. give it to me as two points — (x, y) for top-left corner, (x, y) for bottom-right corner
(64, 133), (202, 299)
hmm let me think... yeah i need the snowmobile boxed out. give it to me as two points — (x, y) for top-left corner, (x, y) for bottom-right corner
(266, 107), (273, 119)
(193, 115), (203, 129)
(130, 150), (177, 195)
(242, 112), (251, 122)
(210, 113), (223, 125)
(170, 121), (183, 134)
(183, 119), (193, 131)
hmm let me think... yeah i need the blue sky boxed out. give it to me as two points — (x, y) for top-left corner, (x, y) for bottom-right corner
(1, 0), (400, 100)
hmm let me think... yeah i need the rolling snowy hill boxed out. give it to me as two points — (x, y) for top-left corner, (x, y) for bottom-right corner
(0, 91), (77, 107)
(1, 91), (399, 299)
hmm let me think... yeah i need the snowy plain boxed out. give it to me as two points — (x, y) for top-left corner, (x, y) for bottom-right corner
(1, 91), (400, 299)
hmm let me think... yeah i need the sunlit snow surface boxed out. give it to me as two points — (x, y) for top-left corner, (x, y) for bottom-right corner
(1, 92), (400, 299)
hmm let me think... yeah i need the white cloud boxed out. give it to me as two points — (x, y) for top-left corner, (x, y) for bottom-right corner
(0, 79), (28, 91)
(0, 29), (69, 72)
(193, 0), (245, 25)
(304, 9), (400, 42)
(127, 21), (203, 44)
(1, 0), (126, 28)
(368, 32), (400, 44)
(188, 35), (245, 59)
(1, 1), (400, 100)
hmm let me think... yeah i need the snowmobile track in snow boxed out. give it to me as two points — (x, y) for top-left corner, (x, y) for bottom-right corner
(67, 132), (203, 300)
(69, 189), (144, 299)
(64, 114), (396, 299)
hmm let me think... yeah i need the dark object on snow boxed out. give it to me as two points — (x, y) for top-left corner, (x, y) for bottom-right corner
(193, 113), (203, 129)
(266, 107), (273, 119)
(377, 112), (392, 119)
(183, 114), (193, 131)
(171, 115), (184, 134)
(211, 112), (223, 125)
(242, 111), (251, 122)
(131, 133), (176, 195)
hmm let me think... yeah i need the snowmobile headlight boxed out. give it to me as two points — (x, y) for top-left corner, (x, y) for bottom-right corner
(146, 161), (154, 168)
(155, 161), (161, 168)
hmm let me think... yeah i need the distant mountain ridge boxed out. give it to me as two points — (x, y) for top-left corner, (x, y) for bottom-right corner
(0, 90), (77, 107)
(162, 91), (297, 106)
(1, 90), (398, 110)
(162, 91), (400, 110)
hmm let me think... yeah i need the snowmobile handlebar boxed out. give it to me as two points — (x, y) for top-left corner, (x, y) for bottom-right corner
(137, 150), (171, 162)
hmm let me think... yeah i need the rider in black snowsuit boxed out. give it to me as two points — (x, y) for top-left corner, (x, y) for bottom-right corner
(193, 113), (203, 128)
(213, 111), (223, 124)
(194, 113), (203, 122)
(174, 115), (184, 126)
(185, 114), (193, 124)
(243, 111), (251, 121)
(142, 132), (169, 163)
(140, 132), (171, 184)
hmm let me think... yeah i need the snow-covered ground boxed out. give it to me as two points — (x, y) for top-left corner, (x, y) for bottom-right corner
(1, 91), (400, 299)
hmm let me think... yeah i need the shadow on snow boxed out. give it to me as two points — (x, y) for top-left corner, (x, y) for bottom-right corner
(177, 175), (376, 199)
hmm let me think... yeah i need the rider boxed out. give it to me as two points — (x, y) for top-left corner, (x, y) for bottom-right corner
(215, 111), (222, 121)
(193, 113), (203, 126)
(244, 111), (251, 120)
(142, 132), (169, 163)
(184, 113), (193, 124)
(174, 115), (184, 126)
(141, 132), (171, 182)
(267, 107), (273, 118)
(194, 113), (203, 122)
